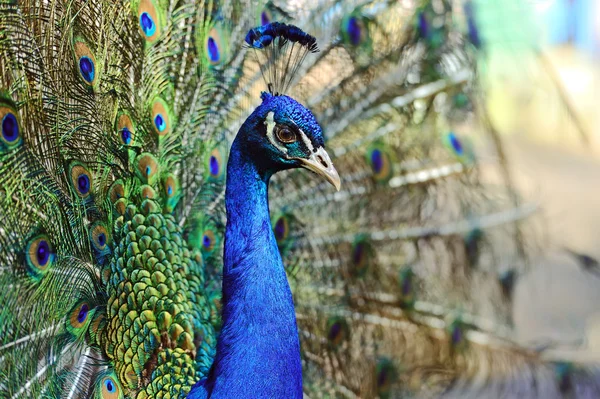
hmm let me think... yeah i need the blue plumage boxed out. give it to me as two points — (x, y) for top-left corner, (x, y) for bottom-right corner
(191, 89), (338, 398)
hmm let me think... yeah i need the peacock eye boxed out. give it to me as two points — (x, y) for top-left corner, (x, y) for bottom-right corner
(275, 126), (297, 144)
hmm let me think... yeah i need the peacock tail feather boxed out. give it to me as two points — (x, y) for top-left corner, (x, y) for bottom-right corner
(0, 0), (597, 398)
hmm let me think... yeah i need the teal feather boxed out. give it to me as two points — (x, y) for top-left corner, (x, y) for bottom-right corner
(0, 0), (597, 398)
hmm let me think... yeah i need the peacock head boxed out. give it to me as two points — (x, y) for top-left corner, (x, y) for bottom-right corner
(239, 22), (340, 190)
(240, 91), (340, 190)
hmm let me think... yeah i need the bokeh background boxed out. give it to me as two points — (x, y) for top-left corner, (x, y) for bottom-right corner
(479, 0), (600, 362)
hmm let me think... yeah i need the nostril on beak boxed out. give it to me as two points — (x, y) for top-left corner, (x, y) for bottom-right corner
(317, 155), (327, 168)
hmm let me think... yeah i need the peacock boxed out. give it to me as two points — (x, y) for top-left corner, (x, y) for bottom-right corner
(0, 0), (598, 398)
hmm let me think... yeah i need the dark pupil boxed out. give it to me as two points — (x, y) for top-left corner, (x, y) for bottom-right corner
(371, 149), (383, 173)
(78, 174), (90, 193)
(121, 127), (131, 144)
(450, 134), (463, 154)
(36, 240), (49, 266)
(278, 128), (294, 142)
(348, 17), (361, 46)
(452, 326), (462, 344)
(328, 322), (341, 341)
(106, 379), (114, 392)
(2, 113), (18, 141)
(203, 235), (211, 248)
(207, 37), (220, 62)
(352, 243), (364, 265)
(378, 369), (389, 387)
(209, 155), (219, 175)
(141, 12), (154, 32)
(98, 233), (106, 247)
(154, 114), (164, 130)
(77, 304), (89, 323)
(79, 57), (94, 83)
(401, 275), (412, 295)
(274, 218), (286, 240)
(418, 12), (429, 38)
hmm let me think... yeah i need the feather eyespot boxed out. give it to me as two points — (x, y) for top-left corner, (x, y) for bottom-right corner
(366, 146), (392, 182)
(140, 184), (155, 199)
(154, 114), (166, 132)
(151, 98), (171, 136)
(70, 163), (93, 197)
(93, 372), (123, 399)
(135, 153), (159, 184)
(201, 229), (216, 252)
(102, 376), (120, 398)
(352, 242), (365, 265)
(138, 0), (161, 42)
(116, 114), (135, 145)
(343, 15), (364, 46)
(26, 235), (55, 279)
(272, 213), (296, 255)
(140, 12), (156, 37)
(350, 238), (372, 277)
(340, 11), (373, 62)
(447, 318), (467, 350)
(254, 6), (284, 29)
(73, 40), (98, 86)
(2, 113), (18, 142)
(443, 132), (475, 164)
(447, 132), (463, 155)
(451, 323), (462, 344)
(273, 215), (289, 243)
(207, 37), (220, 63)
(499, 269), (516, 297)
(372, 149), (383, 172)
(78, 174), (90, 193)
(109, 180), (125, 204)
(206, 147), (225, 179)
(203, 26), (229, 67)
(275, 125), (297, 144)
(326, 317), (349, 347)
(398, 267), (415, 309)
(375, 358), (396, 395)
(121, 127), (132, 144)
(79, 56), (95, 83)
(68, 301), (94, 332)
(194, 219), (221, 257)
(0, 103), (22, 150)
(400, 269), (412, 294)
(76, 304), (89, 324)
(206, 28), (222, 65)
(209, 156), (218, 175)
(90, 223), (110, 251)
(161, 175), (180, 212)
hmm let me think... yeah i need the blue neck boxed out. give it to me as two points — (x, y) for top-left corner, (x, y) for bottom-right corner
(189, 137), (302, 398)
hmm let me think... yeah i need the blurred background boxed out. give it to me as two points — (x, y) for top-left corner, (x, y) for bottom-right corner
(478, 0), (600, 359)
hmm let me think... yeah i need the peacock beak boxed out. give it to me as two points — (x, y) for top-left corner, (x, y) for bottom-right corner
(295, 147), (341, 191)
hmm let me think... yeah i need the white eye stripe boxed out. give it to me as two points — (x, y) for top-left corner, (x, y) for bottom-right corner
(264, 112), (288, 154)
(297, 128), (315, 154)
